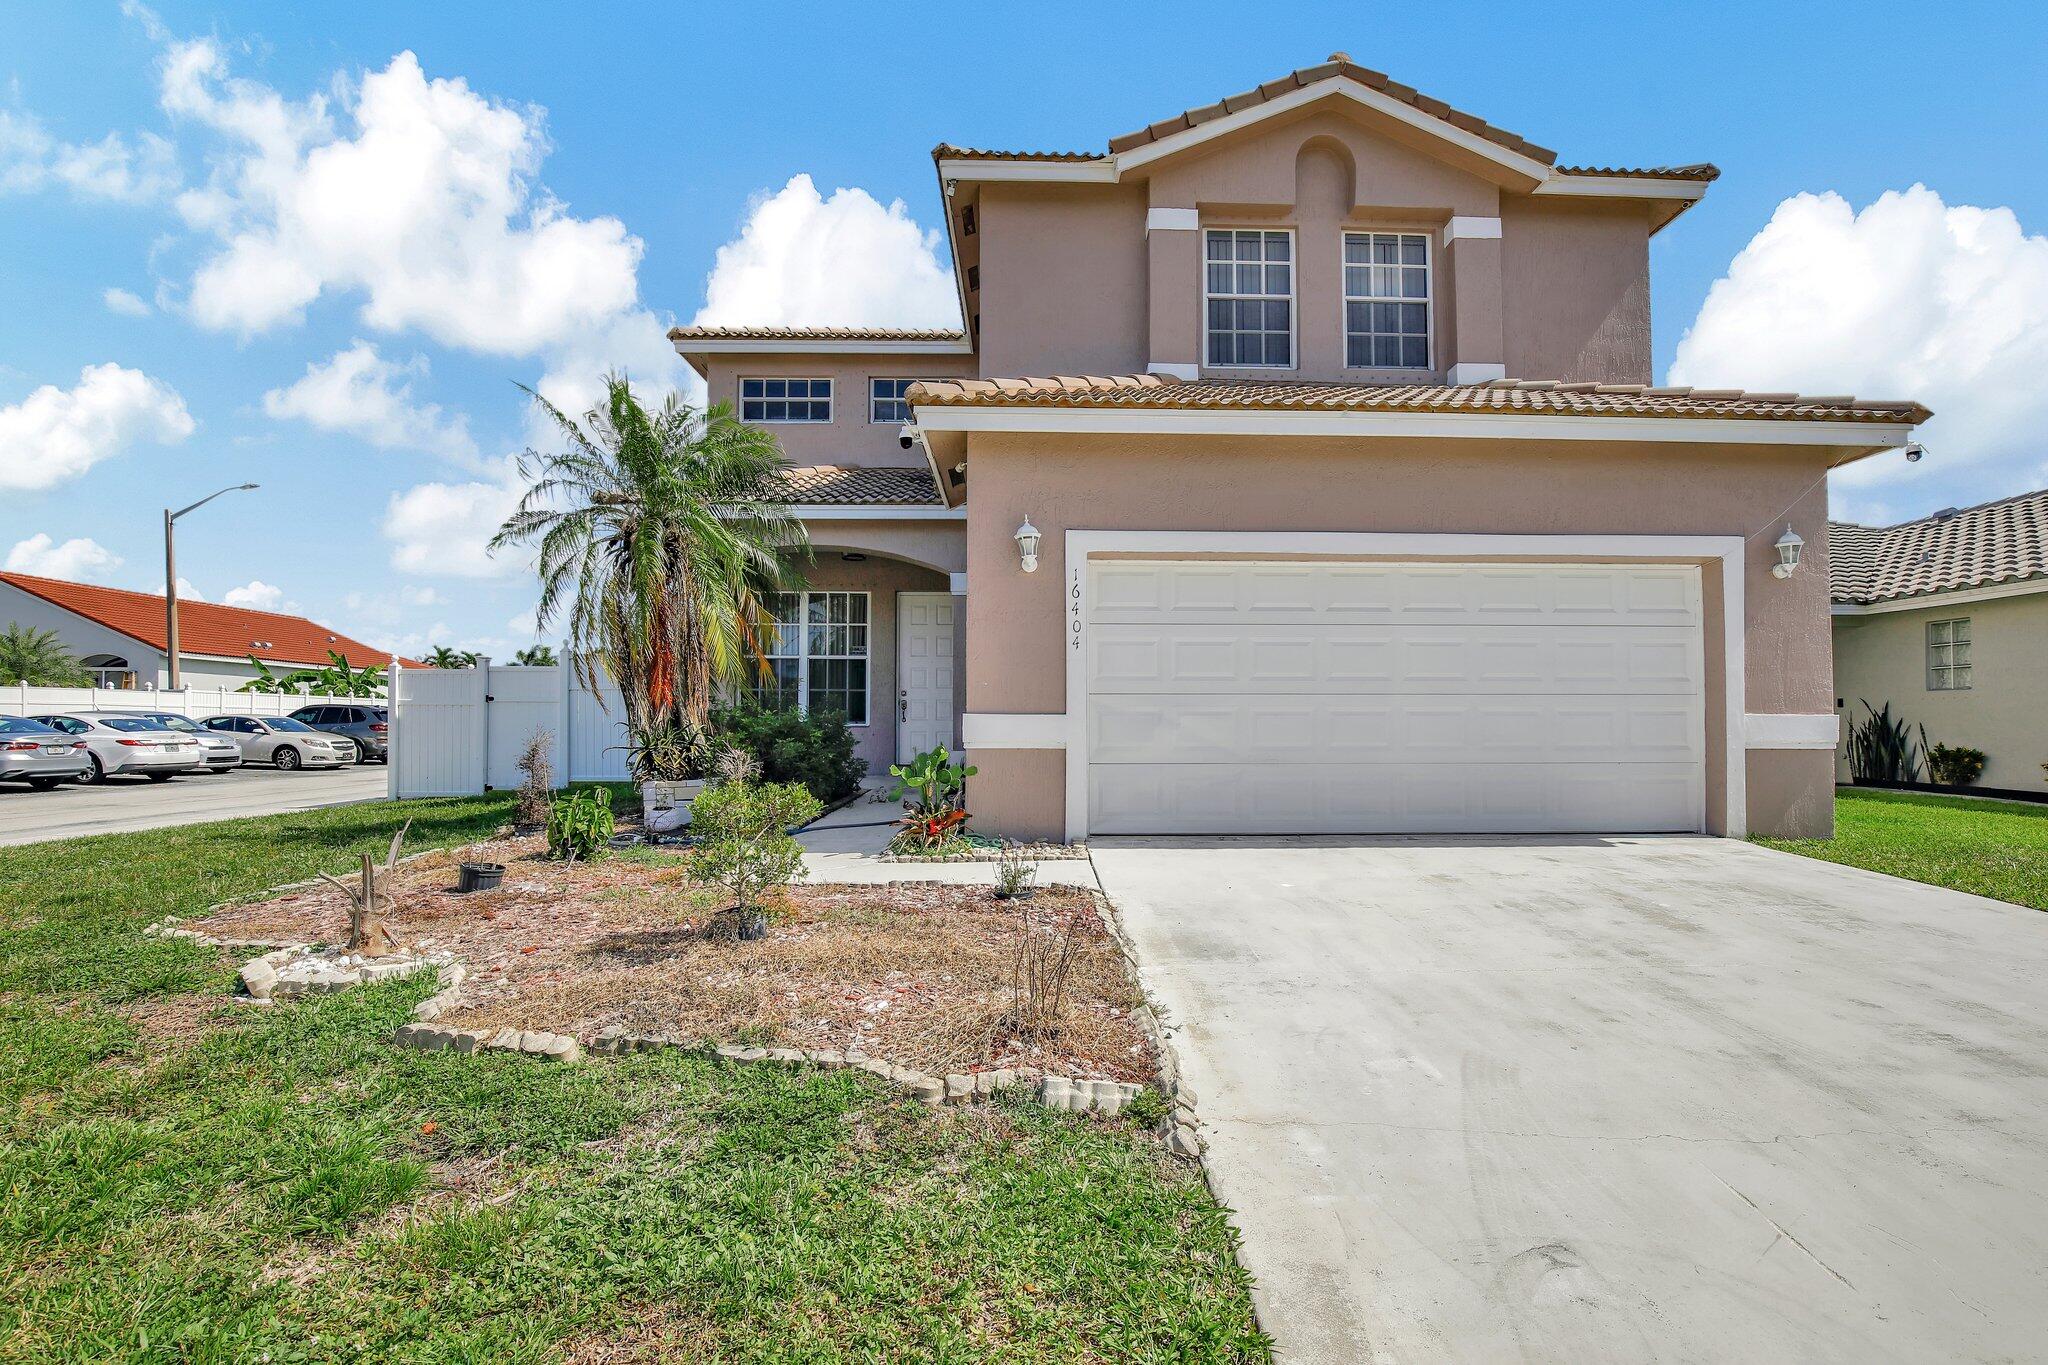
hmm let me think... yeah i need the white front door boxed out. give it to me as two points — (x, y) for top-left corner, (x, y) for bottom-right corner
(1084, 561), (1706, 835)
(896, 592), (956, 761)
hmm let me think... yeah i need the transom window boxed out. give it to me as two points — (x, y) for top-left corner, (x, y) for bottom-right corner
(1927, 617), (1972, 691)
(1343, 232), (1431, 370)
(754, 591), (869, 725)
(869, 377), (918, 424)
(1205, 229), (1293, 368)
(740, 377), (832, 423)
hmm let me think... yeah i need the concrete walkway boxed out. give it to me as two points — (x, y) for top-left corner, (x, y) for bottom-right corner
(796, 793), (1098, 887)
(0, 764), (390, 847)
(1093, 834), (2048, 1364)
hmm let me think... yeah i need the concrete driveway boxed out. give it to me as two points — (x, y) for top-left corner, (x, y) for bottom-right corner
(0, 764), (389, 846)
(1093, 835), (2048, 1364)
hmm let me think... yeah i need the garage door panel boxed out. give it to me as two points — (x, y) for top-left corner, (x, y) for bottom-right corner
(1088, 762), (1703, 835)
(1089, 692), (1702, 765)
(1087, 623), (1700, 694)
(1088, 562), (1700, 627)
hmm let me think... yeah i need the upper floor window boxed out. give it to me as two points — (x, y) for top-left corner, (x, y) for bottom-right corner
(870, 377), (918, 424)
(1205, 229), (1293, 368)
(1343, 232), (1431, 370)
(741, 377), (832, 423)
(1927, 617), (1972, 690)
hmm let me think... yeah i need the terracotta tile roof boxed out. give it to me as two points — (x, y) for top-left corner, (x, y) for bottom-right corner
(1103, 56), (1558, 164)
(1829, 489), (2048, 604)
(0, 572), (422, 667)
(934, 59), (1720, 187)
(668, 325), (966, 343)
(905, 374), (1931, 425)
(776, 465), (942, 506)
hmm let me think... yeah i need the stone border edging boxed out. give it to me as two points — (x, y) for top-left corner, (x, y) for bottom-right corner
(877, 844), (1091, 864)
(1097, 887), (1205, 1161)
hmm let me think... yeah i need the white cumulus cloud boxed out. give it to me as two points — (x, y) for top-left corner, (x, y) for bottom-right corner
(4, 533), (123, 580)
(263, 341), (476, 462)
(0, 362), (195, 491)
(103, 287), (153, 317)
(0, 109), (178, 203)
(380, 459), (525, 579)
(222, 579), (290, 611)
(152, 577), (205, 600)
(1671, 186), (2048, 520)
(692, 174), (958, 330)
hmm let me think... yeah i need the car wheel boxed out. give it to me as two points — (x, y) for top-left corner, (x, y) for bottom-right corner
(85, 753), (107, 784)
(274, 746), (302, 771)
(146, 772), (175, 783)
(353, 740), (371, 764)
(28, 776), (61, 791)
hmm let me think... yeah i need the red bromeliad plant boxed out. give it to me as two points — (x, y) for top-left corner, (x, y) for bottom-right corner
(886, 747), (978, 853)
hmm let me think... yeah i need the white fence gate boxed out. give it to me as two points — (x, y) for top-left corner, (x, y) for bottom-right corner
(2, 682), (384, 720)
(387, 656), (630, 799)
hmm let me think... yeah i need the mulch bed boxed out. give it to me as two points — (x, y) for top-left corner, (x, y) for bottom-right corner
(189, 835), (1155, 1083)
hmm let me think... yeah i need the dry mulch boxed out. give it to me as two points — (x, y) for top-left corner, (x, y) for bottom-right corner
(189, 835), (1154, 1083)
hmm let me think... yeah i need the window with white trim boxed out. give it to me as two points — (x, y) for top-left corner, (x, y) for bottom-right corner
(740, 377), (832, 423)
(869, 377), (918, 424)
(1205, 229), (1293, 368)
(754, 591), (869, 724)
(1927, 617), (1971, 691)
(1343, 231), (1431, 369)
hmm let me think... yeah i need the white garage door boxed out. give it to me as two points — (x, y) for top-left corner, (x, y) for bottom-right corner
(1084, 561), (1705, 835)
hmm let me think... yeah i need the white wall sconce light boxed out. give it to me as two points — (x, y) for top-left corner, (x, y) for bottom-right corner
(1771, 524), (1804, 579)
(1015, 516), (1041, 573)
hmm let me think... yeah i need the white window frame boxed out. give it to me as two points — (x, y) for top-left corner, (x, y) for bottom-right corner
(869, 377), (919, 424)
(740, 377), (833, 424)
(1341, 229), (1434, 372)
(1202, 227), (1297, 371)
(1927, 617), (1972, 691)
(757, 590), (871, 726)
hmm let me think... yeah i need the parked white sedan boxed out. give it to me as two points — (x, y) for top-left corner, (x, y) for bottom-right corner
(199, 714), (356, 770)
(30, 712), (205, 783)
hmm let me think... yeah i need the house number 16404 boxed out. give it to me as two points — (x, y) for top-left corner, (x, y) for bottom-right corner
(1070, 570), (1082, 649)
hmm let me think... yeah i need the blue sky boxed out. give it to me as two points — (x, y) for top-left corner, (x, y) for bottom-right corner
(3, 1), (2044, 658)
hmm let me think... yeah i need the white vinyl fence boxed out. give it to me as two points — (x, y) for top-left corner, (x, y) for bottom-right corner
(387, 656), (630, 799)
(2, 682), (384, 720)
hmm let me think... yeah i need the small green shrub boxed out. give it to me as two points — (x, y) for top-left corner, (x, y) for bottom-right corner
(711, 704), (866, 802)
(1928, 743), (1988, 786)
(1846, 701), (1925, 783)
(689, 780), (821, 932)
(545, 787), (614, 861)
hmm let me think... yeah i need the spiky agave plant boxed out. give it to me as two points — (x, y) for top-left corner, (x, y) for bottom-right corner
(1846, 700), (1925, 783)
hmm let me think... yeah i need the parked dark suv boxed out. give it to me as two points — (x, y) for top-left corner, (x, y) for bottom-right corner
(289, 703), (389, 763)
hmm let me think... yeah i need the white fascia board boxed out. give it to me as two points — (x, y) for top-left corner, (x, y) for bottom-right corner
(910, 403), (1915, 451)
(1444, 216), (1503, 243)
(1744, 713), (1839, 750)
(671, 337), (971, 356)
(1829, 576), (2048, 615)
(791, 505), (965, 522)
(936, 157), (1116, 184)
(1114, 80), (1556, 184)
(1535, 174), (1708, 203)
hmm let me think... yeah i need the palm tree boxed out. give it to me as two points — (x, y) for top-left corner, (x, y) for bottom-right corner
(512, 644), (557, 667)
(0, 624), (90, 685)
(490, 374), (806, 736)
(425, 646), (477, 669)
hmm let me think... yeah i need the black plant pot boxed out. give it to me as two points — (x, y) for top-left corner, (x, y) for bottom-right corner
(457, 862), (504, 894)
(737, 909), (769, 941)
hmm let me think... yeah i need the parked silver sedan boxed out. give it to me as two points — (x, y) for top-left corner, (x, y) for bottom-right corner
(90, 710), (242, 772)
(30, 712), (206, 783)
(0, 716), (93, 789)
(198, 714), (355, 770)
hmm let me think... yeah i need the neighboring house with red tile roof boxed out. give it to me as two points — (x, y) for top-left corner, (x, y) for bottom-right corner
(669, 55), (1929, 839)
(0, 571), (418, 691)
(1829, 490), (2048, 788)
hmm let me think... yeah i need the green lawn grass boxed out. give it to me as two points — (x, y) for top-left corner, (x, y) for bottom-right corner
(1755, 788), (2048, 911)
(0, 798), (1266, 1363)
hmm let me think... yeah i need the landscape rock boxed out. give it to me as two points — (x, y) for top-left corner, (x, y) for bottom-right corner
(1168, 1123), (1202, 1160)
(238, 958), (279, 1000)
(945, 1073), (974, 1102)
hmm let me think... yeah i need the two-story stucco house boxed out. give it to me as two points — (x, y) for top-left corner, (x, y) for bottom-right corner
(671, 56), (1928, 842)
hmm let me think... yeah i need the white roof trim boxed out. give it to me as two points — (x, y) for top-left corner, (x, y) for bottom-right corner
(1830, 576), (2048, 615)
(790, 504), (964, 522)
(935, 157), (1116, 183)
(671, 337), (972, 356)
(1535, 174), (1708, 203)
(910, 403), (1914, 451)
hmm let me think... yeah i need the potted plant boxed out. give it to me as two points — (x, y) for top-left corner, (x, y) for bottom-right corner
(622, 718), (712, 834)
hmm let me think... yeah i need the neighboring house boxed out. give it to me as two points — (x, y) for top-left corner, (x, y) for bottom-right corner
(0, 571), (415, 690)
(671, 54), (1929, 841)
(1831, 490), (2048, 789)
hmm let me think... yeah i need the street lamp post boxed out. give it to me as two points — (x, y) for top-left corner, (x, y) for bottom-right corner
(163, 483), (259, 690)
